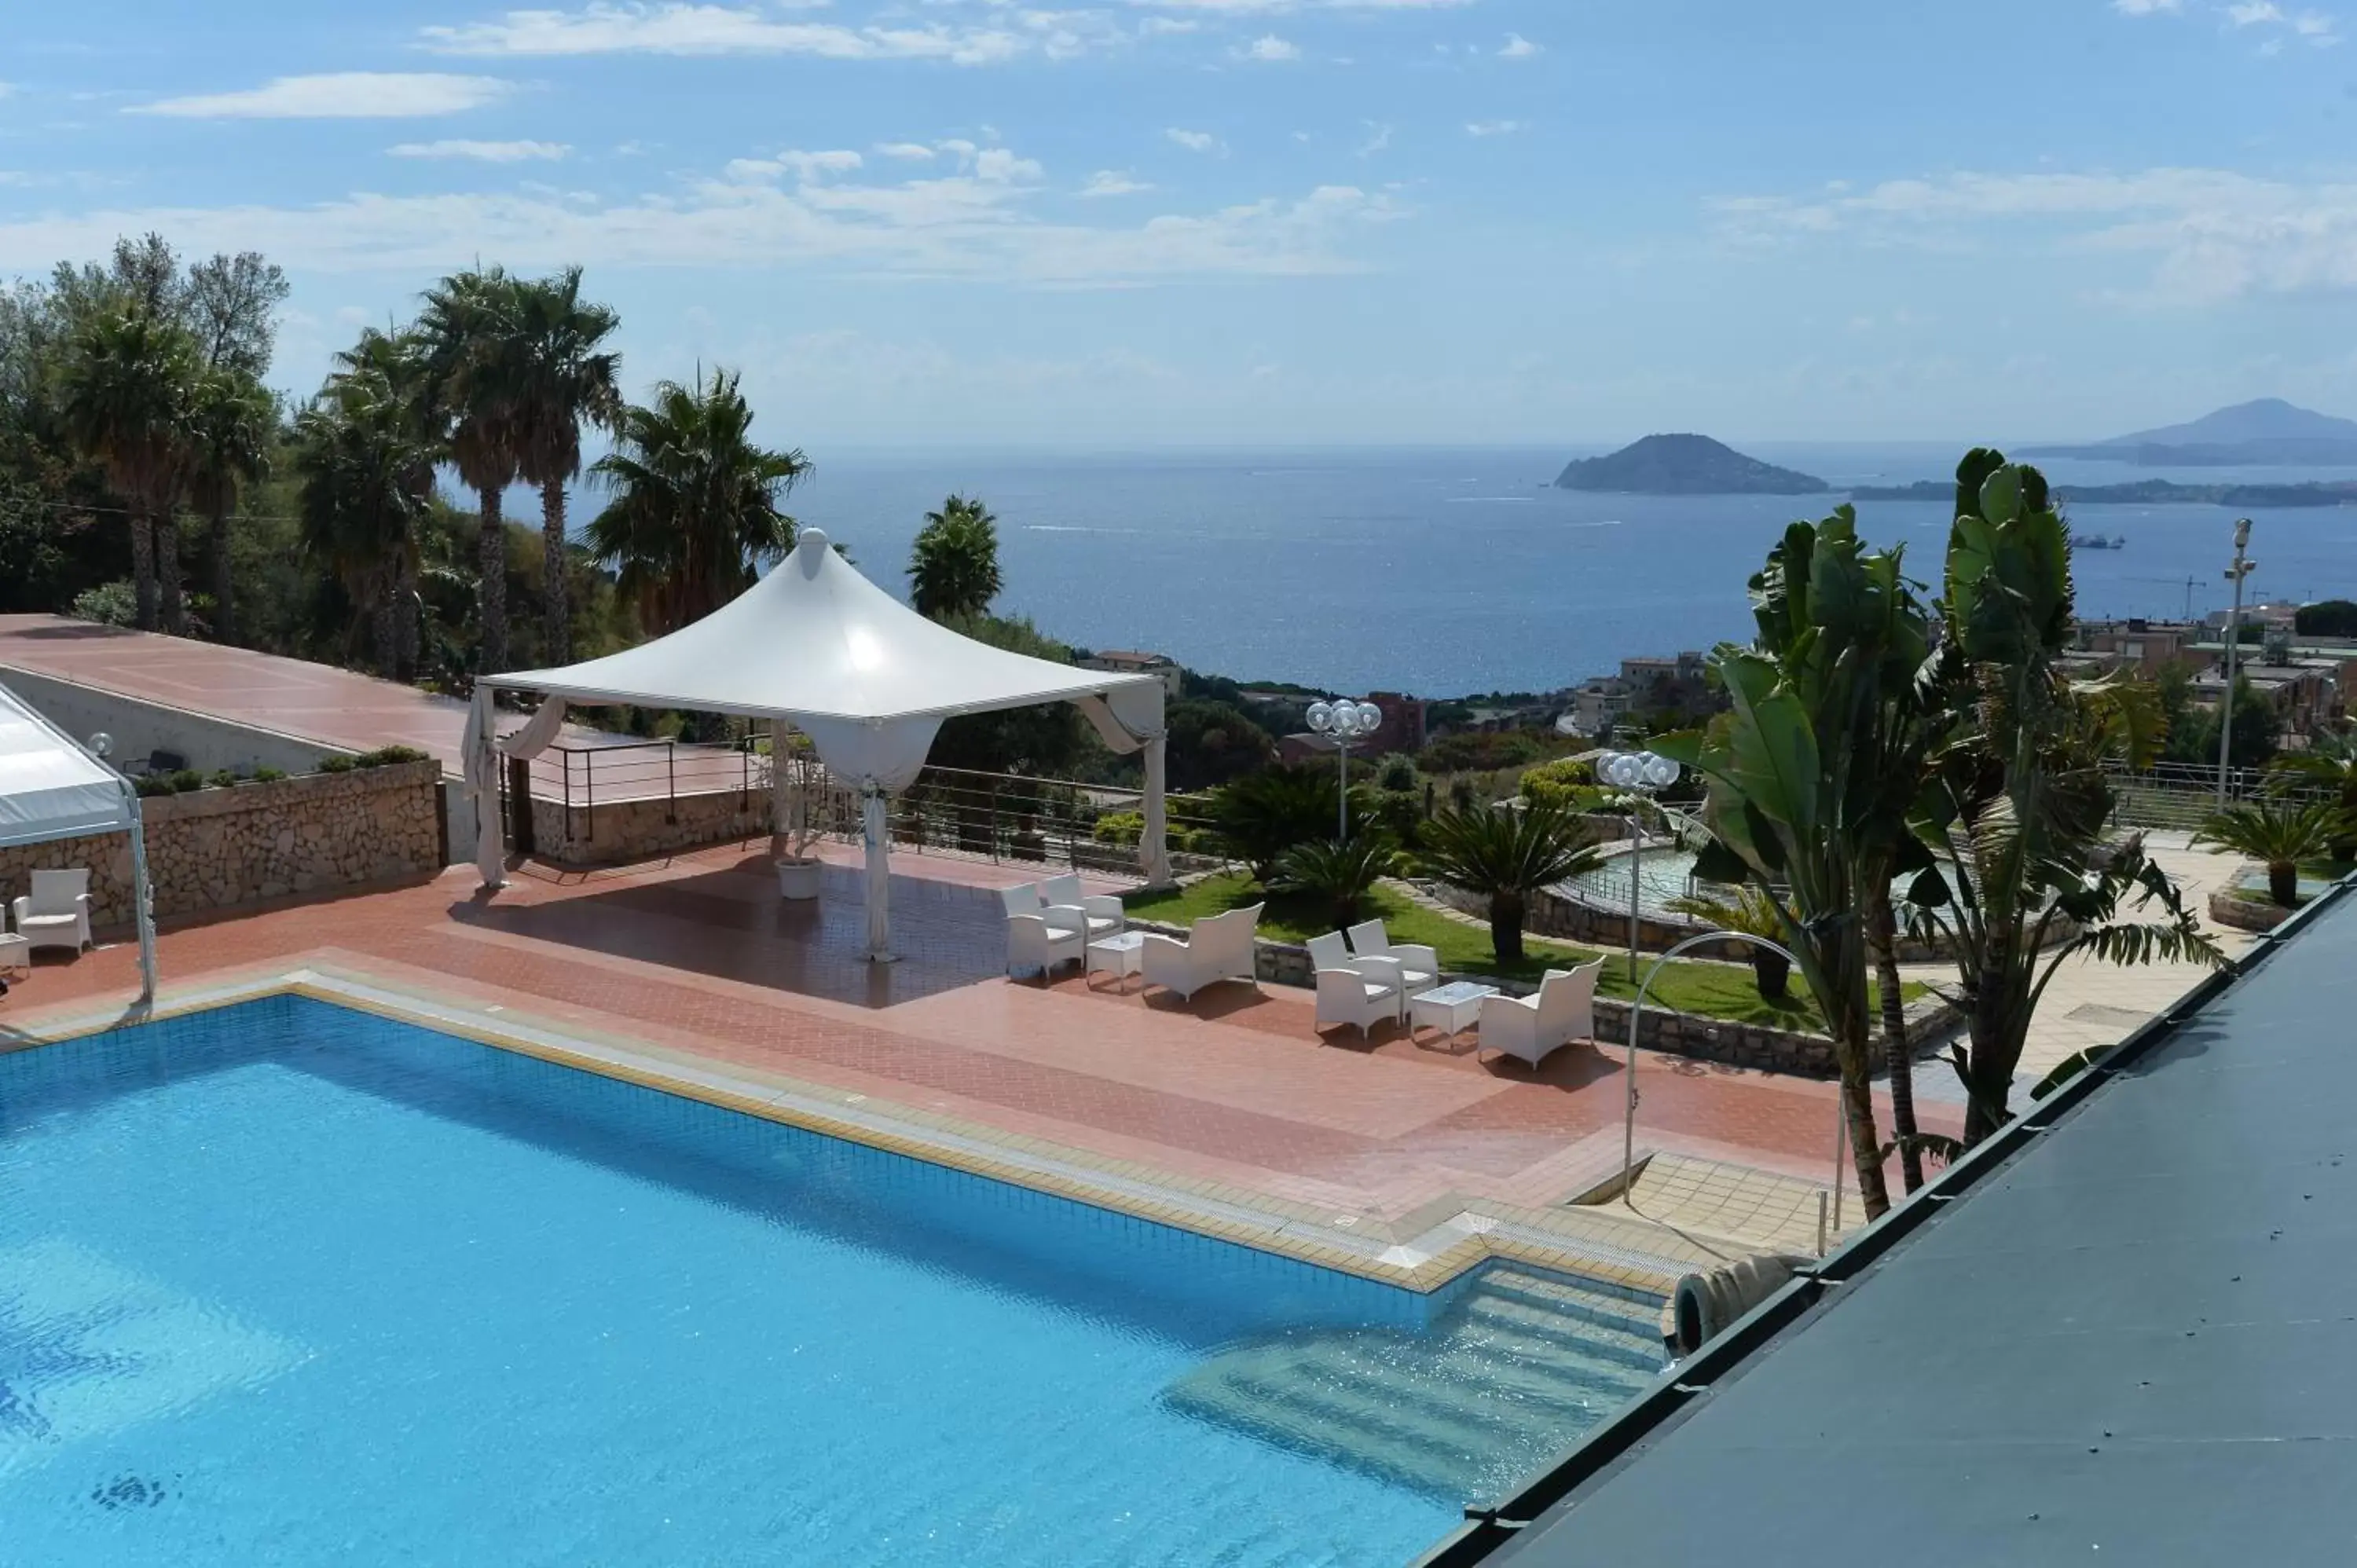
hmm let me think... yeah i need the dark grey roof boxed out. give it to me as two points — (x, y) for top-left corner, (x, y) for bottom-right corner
(1431, 878), (2357, 1568)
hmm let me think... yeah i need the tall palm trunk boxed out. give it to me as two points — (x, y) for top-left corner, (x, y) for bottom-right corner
(154, 510), (185, 635)
(394, 554), (420, 681)
(373, 573), (399, 676)
(1962, 929), (2019, 1146)
(1822, 947), (1892, 1221)
(209, 500), (236, 645)
(541, 478), (570, 666)
(129, 508), (156, 630)
(1489, 890), (1527, 963)
(477, 486), (507, 676)
(1868, 885), (1923, 1193)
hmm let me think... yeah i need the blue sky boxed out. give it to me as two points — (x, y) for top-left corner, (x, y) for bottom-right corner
(5, 0), (2356, 447)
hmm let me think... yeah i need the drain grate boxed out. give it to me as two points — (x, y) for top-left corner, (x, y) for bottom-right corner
(90, 1474), (172, 1511)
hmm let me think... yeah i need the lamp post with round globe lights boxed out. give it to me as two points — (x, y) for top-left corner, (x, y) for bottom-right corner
(1307, 697), (1384, 840)
(1597, 749), (1681, 980)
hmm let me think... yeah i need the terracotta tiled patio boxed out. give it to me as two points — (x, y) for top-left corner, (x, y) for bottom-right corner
(1, 840), (1952, 1266)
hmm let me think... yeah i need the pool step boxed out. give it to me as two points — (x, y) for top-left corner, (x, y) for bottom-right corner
(1164, 1267), (1666, 1501)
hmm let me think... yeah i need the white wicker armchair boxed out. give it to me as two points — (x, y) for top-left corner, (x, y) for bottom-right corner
(1476, 960), (1601, 1068)
(12, 869), (93, 956)
(1139, 905), (1263, 1002)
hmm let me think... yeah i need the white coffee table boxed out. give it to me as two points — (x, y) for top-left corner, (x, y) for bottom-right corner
(1409, 980), (1497, 1046)
(0, 932), (27, 978)
(1087, 931), (1149, 989)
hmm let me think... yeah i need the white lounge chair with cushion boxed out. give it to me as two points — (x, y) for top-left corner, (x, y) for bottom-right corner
(1478, 960), (1603, 1068)
(1307, 932), (1402, 1038)
(999, 882), (1044, 920)
(1346, 919), (1440, 995)
(1006, 913), (1084, 980)
(1040, 872), (1124, 941)
(13, 869), (93, 956)
(1140, 904), (1263, 1002)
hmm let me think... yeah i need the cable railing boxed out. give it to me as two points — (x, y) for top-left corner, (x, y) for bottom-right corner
(500, 738), (1219, 877)
(2102, 759), (2334, 830)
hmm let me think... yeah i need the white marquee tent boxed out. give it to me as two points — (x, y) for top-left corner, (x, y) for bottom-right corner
(463, 528), (1169, 960)
(0, 678), (158, 1001)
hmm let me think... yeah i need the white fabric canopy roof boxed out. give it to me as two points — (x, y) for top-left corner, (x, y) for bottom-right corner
(0, 678), (157, 999)
(468, 528), (1170, 960)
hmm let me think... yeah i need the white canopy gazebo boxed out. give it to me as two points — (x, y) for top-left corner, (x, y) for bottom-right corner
(462, 528), (1170, 961)
(0, 677), (158, 1002)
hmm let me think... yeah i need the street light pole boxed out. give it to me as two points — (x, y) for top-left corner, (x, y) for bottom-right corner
(1307, 698), (1383, 840)
(2217, 518), (2256, 808)
(1600, 750), (1681, 983)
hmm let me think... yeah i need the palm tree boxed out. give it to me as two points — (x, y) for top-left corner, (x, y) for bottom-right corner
(294, 364), (435, 676)
(418, 266), (524, 675)
(1273, 835), (1395, 929)
(1417, 801), (1602, 964)
(2194, 798), (2344, 907)
(59, 306), (200, 632)
(2271, 730), (2357, 862)
(1666, 885), (1798, 998)
(508, 267), (622, 666)
(184, 365), (275, 645)
(908, 494), (1003, 619)
(586, 368), (807, 636)
(1660, 506), (1933, 1218)
(1205, 764), (1345, 883)
(1904, 454), (2221, 1146)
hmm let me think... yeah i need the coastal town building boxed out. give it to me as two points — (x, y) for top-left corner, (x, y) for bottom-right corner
(1274, 690), (1428, 764)
(1079, 649), (1184, 698)
(2071, 617), (2201, 677)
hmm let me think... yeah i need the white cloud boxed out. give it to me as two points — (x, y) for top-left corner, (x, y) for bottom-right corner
(1357, 121), (1391, 156)
(2111, 0), (2182, 12)
(0, 165), (1402, 286)
(2225, 1), (2339, 42)
(1166, 126), (1222, 153)
(975, 147), (1043, 181)
(132, 72), (511, 119)
(388, 138), (570, 161)
(423, 4), (1037, 64)
(875, 142), (937, 160)
(1465, 119), (1525, 137)
(1713, 165), (2357, 304)
(726, 148), (865, 182)
(1239, 34), (1300, 60)
(1498, 31), (1541, 57)
(1080, 169), (1153, 196)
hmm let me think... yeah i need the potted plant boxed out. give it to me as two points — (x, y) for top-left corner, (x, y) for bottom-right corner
(772, 736), (827, 900)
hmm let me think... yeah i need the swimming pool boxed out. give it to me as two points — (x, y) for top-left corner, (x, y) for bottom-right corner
(0, 996), (1665, 1566)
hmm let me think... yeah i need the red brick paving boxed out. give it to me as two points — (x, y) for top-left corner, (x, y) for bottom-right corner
(0, 841), (1956, 1222)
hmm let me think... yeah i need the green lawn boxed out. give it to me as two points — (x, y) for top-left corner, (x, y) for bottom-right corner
(1125, 873), (1923, 1032)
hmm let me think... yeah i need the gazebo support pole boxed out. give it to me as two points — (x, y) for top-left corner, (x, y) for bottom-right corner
(1142, 734), (1172, 888)
(125, 788), (158, 1006)
(862, 785), (896, 964)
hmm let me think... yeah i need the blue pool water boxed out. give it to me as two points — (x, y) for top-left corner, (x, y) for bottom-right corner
(0, 997), (1662, 1566)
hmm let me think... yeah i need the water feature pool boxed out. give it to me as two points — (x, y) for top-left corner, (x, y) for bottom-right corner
(1561, 847), (1706, 921)
(0, 995), (1663, 1566)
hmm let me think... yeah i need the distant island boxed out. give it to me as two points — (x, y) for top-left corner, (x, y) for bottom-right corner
(1555, 434), (1830, 496)
(1848, 478), (2357, 508)
(2020, 398), (2357, 467)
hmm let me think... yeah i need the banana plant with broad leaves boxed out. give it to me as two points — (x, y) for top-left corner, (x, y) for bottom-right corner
(1901, 452), (2223, 1146)
(1657, 505), (1934, 1221)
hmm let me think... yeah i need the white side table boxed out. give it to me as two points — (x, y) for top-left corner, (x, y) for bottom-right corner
(1409, 980), (1497, 1046)
(0, 932), (28, 979)
(1087, 930), (1150, 990)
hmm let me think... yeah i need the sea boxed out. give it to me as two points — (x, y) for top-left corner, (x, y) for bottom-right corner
(779, 443), (2357, 698)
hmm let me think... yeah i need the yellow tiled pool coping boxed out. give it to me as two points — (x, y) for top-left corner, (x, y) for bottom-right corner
(0, 963), (1739, 1302)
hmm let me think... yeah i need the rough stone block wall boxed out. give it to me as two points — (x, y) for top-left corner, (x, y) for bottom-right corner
(530, 785), (771, 868)
(0, 760), (443, 930)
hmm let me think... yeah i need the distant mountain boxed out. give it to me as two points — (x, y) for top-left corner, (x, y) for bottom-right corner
(2022, 399), (2357, 467)
(1554, 434), (1829, 495)
(1849, 477), (2357, 508)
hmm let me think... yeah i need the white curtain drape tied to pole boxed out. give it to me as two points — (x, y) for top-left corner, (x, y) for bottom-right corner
(461, 690), (569, 890)
(1076, 686), (1171, 885)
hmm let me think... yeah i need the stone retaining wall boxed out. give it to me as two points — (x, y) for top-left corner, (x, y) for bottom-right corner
(528, 784), (771, 868)
(0, 759), (444, 929)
